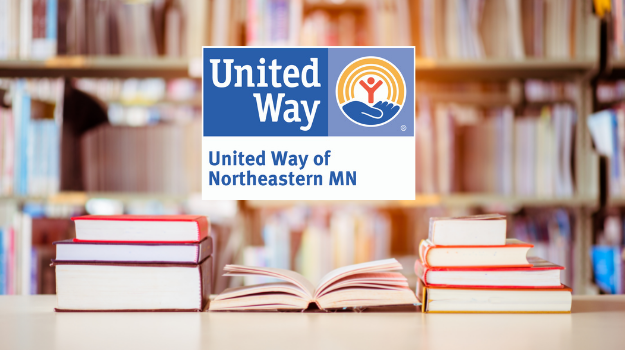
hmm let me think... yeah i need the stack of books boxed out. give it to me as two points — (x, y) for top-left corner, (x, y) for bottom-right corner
(416, 214), (572, 313)
(53, 215), (212, 312)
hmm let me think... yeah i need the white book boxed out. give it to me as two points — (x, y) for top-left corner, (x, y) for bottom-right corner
(19, 213), (32, 295)
(468, 0), (485, 58)
(54, 238), (212, 263)
(0, 0), (8, 58)
(505, 0), (526, 59)
(501, 107), (514, 195)
(434, 104), (453, 194)
(421, 282), (572, 313)
(561, 104), (575, 196)
(420, 0), (436, 58)
(19, 0), (32, 59)
(514, 118), (525, 195)
(211, 0), (230, 47)
(417, 257), (564, 288)
(54, 256), (212, 311)
(417, 96), (435, 193)
(288, 0), (303, 46)
(72, 215), (209, 243)
(444, 0), (460, 58)
(428, 214), (507, 246)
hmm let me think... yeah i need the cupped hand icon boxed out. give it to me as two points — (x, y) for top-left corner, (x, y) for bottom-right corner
(341, 100), (400, 126)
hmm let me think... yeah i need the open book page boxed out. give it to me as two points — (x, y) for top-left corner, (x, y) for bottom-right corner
(223, 265), (316, 298)
(316, 272), (410, 297)
(213, 282), (311, 301)
(314, 258), (403, 298)
(211, 259), (419, 311)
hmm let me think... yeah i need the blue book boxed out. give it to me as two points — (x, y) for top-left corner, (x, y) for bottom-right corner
(47, 0), (58, 41)
(612, 111), (621, 186)
(591, 246), (623, 294)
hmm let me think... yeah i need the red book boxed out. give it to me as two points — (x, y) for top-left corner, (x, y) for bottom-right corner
(419, 238), (533, 268)
(72, 215), (209, 243)
(415, 257), (564, 289)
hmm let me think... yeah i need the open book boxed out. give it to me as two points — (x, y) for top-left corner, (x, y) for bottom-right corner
(209, 259), (419, 311)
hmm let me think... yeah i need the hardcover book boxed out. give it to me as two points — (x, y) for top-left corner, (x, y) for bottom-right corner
(428, 214), (506, 246)
(53, 237), (212, 264)
(209, 259), (418, 311)
(53, 256), (212, 312)
(71, 215), (209, 243)
(419, 238), (533, 267)
(417, 278), (572, 313)
(415, 256), (564, 288)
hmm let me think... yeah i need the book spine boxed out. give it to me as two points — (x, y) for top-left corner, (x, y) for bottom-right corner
(19, 0), (32, 59)
(0, 228), (4, 295)
(20, 213), (31, 295)
(46, 0), (57, 56)
(0, 0), (8, 59)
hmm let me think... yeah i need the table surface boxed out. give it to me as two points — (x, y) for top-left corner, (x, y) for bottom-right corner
(1, 295), (625, 350)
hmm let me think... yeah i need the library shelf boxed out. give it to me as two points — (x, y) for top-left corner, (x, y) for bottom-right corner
(0, 57), (192, 78)
(303, 1), (366, 12)
(0, 192), (194, 205)
(414, 59), (597, 81)
(419, 91), (515, 106)
(246, 194), (597, 210)
(103, 97), (202, 107)
(0, 58), (596, 80)
(402, 194), (597, 209)
(606, 196), (625, 207)
(604, 60), (625, 79)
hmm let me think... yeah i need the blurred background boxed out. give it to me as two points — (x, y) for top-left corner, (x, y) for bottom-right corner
(1, 0), (625, 296)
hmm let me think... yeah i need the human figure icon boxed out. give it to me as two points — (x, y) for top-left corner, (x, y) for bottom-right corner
(359, 77), (383, 104)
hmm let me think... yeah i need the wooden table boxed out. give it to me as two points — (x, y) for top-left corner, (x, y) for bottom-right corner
(1, 295), (624, 350)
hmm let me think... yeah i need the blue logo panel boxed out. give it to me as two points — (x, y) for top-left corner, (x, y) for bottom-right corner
(203, 48), (329, 136)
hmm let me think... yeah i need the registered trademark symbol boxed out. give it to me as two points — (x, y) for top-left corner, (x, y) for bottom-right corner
(401, 125), (406, 131)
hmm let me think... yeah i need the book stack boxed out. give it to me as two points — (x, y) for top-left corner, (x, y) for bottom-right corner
(416, 214), (572, 313)
(53, 215), (212, 312)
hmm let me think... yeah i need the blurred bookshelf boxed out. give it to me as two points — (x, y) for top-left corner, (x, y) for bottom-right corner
(413, 59), (597, 81)
(247, 195), (597, 210)
(0, 0), (616, 297)
(0, 192), (192, 205)
(0, 57), (192, 78)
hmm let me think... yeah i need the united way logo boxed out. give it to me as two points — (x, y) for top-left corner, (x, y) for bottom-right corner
(336, 56), (406, 127)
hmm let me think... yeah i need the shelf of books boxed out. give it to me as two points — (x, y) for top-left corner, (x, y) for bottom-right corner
(247, 195), (597, 210)
(0, 0), (611, 298)
(0, 57), (192, 78)
(414, 59), (597, 81)
(587, 0), (625, 295)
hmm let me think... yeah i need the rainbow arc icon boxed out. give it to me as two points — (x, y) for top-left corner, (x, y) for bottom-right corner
(336, 56), (406, 127)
